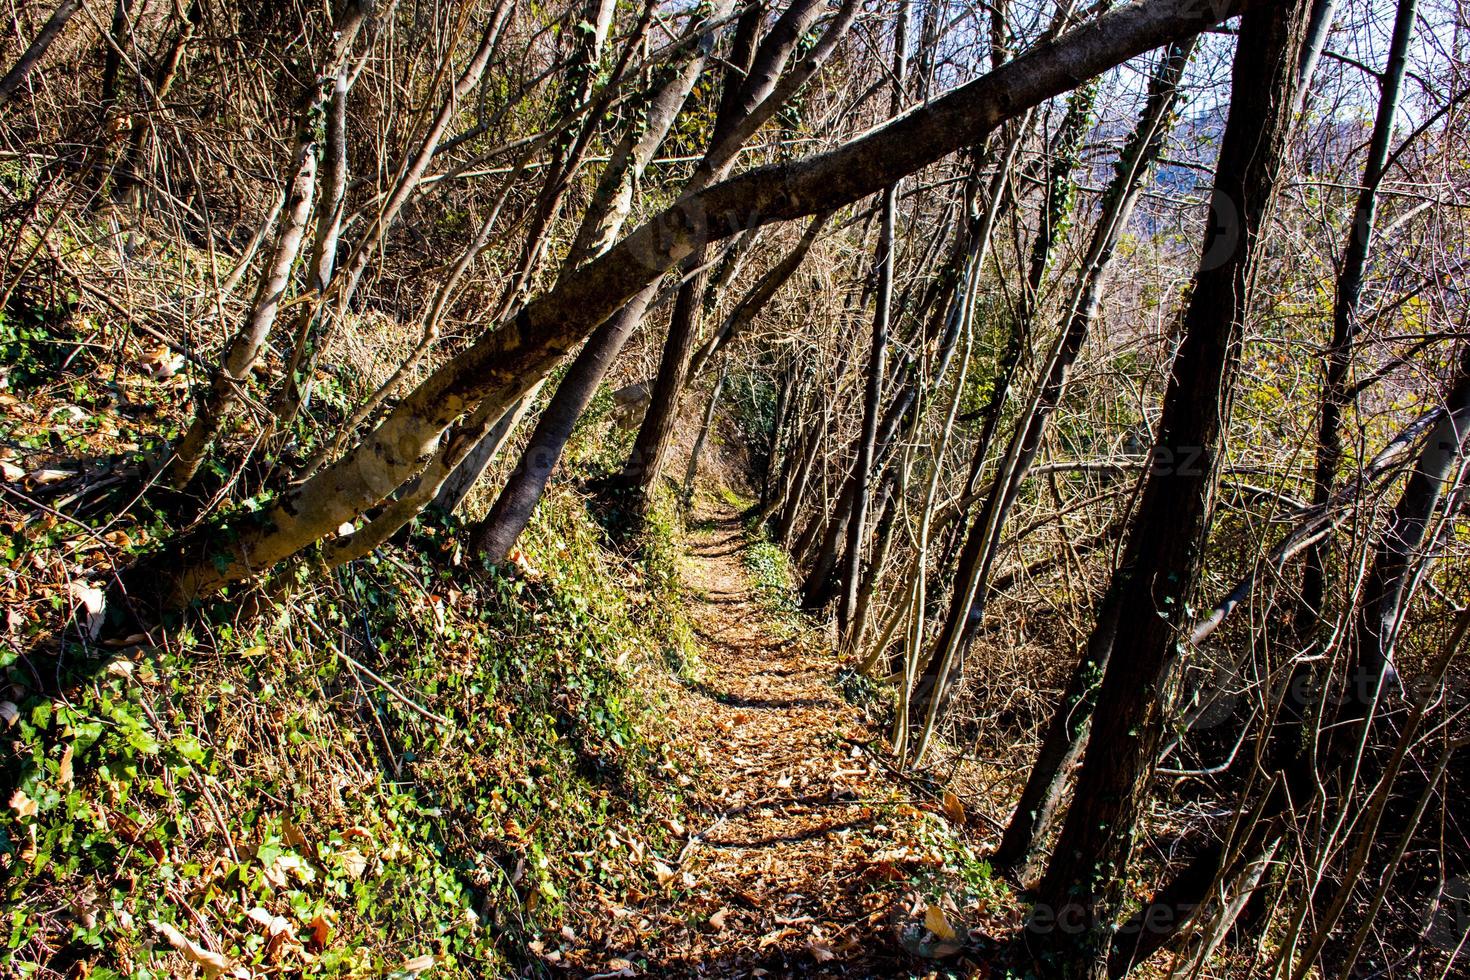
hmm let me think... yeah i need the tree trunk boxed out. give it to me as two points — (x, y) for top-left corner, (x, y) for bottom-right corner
(839, 1), (910, 638)
(1031, 4), (1307, 975)
(683, 363), (727, 500)
(1296, 0), (1417, 634)
(472, 287), (657, 563)
(619, 0), (852, 508)
(907, 73), (1102, 756)
(162, 2), (371, 488)
(987, 37), (1198, 873)
(0, 0), (82, 107)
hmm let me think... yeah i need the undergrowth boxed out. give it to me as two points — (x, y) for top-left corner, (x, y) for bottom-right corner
(3, 453), (700, 976)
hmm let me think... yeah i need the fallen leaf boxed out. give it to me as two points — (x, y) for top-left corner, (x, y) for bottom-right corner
(708, 908), (728, 931)
(140, 347), (186, 379)
(66, 582), (106, 639)
(924, 904), (956, 942)
(652, 860), (674, 886)
(400, 953), (437, 975)
(149, 919), (246, 978)
(246, 906), (296, 959)
(0, 701), (17, 727)
(57, 744), (73, 786)
(306, 911), (333, 950)
(941, 790), (966, 826)
(0, 460), (22, 482)
(10, 789), (37, 818)
(338, 847), (369, 880)
(28, 468), (76, 485)
(281, 815), (307, 848)
(263, 852), (316, 888)
(806, 942), (835, 963)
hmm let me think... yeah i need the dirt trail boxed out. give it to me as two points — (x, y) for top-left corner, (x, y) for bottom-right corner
(574, 502), (915, 977)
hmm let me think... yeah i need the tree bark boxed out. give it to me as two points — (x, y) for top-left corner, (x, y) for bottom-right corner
(908, 72), (1102, 756)
(619, 0), (855, 507)
(472, 286), (657, 563)
(162, 2), (372, 488)
(839, 0), (911, 639)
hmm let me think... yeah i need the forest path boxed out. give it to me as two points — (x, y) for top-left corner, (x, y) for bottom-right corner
(573, 497), (911, 977)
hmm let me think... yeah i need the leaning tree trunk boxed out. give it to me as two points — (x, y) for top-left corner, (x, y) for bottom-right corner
(987, 36), (1198, 874)
(1105, 341), (1470, 978)
(472, 286), (658, 562)
(618, 0), (851, 509)
(0, 0), (81, 107)
(462, 2), (738, 561)
(907, 73), (1101, 759)
(838, 0), (910, 642)
(1030, 5), (1307, 976)
(128, 0), (1256, 607)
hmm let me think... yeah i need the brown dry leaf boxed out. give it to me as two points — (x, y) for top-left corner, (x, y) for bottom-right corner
(338, 848), (369, 880)
(941, 790), (966, 826)
(0, 459), (23, 482)
(9, 789), (37, 818)
(651, 860), (674, 887)
(708, 908), (728, 931)
(0, 702), (17, 727)
(400, 953), (437, 975)
(57, 744), (73, 787)
(66, 582), (106, 640)
(281, 815), (307, 848)
(246, 906), (296, 960)
(140, 346), (185, 379)
(758, 927), (796, 948)
(806, 942), (836, 963)
(924, 904), (956, 942)
(149, 919), (246, 978)
(306, 911), (334, 950)
(263, 852), (315, 888)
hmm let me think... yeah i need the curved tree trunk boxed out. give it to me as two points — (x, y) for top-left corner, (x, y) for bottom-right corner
(986, 36), (1198, 873)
